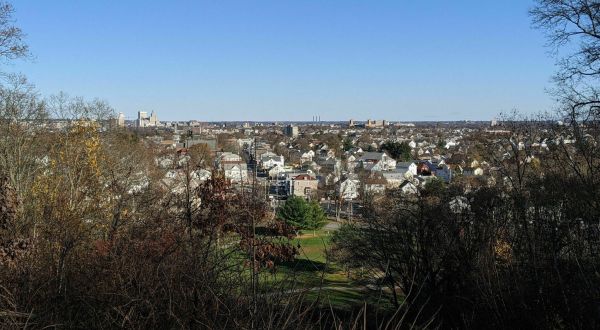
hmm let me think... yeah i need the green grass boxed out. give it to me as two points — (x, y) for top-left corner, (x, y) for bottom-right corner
(293, 229), (332, 263)
(223, 223), (397, 312)
(265, 223), (396, 311)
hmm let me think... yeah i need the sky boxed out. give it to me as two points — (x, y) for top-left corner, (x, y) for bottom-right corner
(9, 0), (556, 122)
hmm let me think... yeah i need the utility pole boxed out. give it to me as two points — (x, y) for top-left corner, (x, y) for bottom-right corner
(250, 134), (258, 329)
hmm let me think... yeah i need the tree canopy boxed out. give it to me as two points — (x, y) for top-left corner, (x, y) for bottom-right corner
(277, 196), (326, 230)
(380, 141), (412, 161)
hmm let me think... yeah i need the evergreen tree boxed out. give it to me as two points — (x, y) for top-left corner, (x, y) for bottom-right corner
(380, 141), (412, 161)
(277, 196), (326, 230)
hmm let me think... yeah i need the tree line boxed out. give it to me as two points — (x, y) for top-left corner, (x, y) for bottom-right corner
(332, 1), (600, 328)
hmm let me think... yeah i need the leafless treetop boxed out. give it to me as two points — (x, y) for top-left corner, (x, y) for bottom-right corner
(0, 1), (28, 62)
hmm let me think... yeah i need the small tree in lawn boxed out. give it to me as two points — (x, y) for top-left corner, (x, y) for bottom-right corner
(308, 199), (327, 230)
(277, 196), (326, 232)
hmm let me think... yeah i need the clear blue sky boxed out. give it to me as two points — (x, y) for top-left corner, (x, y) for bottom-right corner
(9, 0), (555, 121)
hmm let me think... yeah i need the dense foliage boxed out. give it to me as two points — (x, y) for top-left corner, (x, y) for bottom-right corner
(333, 170), (600, 328)
(379, 141), (412, 161)
(277, 196), (327, 230)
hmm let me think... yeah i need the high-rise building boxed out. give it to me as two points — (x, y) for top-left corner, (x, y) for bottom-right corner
(108, 112), (126, 129)
(149, 111), (159, 126)
(117, 112), (125, 127)
(137, 111), (148, 127)
(137, 111), (159, 127)
(284, 124), (299, 138)
(365, 119), (387, 128)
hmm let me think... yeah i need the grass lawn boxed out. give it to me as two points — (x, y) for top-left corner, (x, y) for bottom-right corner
(294, 228), (332, 263)
(264, 222), (396, 312)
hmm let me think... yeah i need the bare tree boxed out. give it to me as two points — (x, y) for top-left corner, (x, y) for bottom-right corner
(47, 92), (115, 121)
(0, 1), (28, 62)
(531, 0), (600, 217)
(531, 0), (600, 118)
(0, 74), (46, 217)
(532, 1), (600, 82)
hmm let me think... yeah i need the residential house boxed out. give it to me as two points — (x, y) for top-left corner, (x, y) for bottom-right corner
(382, 171), (407, 187)
(300, 150), (315, 162)
(337, 178), (360, 200)
(396, 162), (418, 177)
(435, 164), (453, 183)
(320, 157), (341, 174)
(286, 173), (318, 200)
(215, 152), (248, 182)
(357, 152), (397, 171)
(363, 175), (387, 195)
(268, 165), (286, 179)
(260, 152), (285, 169)
(399, 180), (418, 195)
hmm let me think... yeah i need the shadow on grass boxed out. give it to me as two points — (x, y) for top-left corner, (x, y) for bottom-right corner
(307, 287), (363, 307)
(281, 258), (327, 272)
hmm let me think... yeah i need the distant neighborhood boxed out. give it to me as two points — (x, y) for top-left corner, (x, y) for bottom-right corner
(99, 110), (544, 220)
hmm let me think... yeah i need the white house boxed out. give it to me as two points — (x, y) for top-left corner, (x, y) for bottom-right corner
(215, 152), (248, 182)
(445, 140), (459, 149)
(399, 180), (418, 195)
(382, 171), (407, 187)
(268, 165), (289, 179)
(260, 152), (285, 169)
(396, 162), (418, 176)
(338, 178), (360, 200)
(363, 175), (387, 195)
(301, 150), (315, 162)
(223, 164), (247, 182)
(357, 152), (397, 171)
(237, 138), (254, 149)
(346, 155), (358, 173)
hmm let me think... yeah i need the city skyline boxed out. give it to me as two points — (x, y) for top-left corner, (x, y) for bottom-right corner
(11, 1), (555, 121)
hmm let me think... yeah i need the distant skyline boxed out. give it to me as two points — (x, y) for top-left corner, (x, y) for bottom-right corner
(10, 0), (555, 121)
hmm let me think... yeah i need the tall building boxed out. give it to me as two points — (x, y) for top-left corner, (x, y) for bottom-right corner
(137, 111), (159, 127)
(365, 119), (387, 128)
(284, 124), (299, 138)
(149, 111), (159, 126)
(117, 112), (125, 127)
(137, 111), (148, 127)
(108, 112), (126, 129)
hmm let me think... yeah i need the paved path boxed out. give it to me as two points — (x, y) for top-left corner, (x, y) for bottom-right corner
(323, 221), (341, 231)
